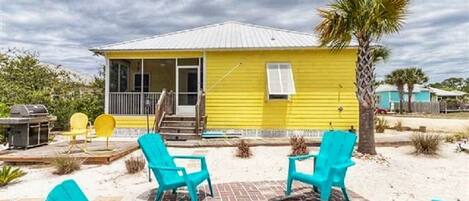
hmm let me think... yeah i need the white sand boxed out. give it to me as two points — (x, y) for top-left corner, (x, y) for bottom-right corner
(383, 116), (469, 133)
(1, 144), (468, 201)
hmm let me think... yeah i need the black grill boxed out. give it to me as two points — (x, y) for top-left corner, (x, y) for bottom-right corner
(0, 104), (56, 149)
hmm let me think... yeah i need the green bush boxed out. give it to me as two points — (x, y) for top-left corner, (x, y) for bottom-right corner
(50, 155), (84, 175)
(0, 103), (8, 144)
(411, 133), (441, 155)
(0, 103), (8, 117)
(0, 165), (27, 187)
(0, 50), (104, 130)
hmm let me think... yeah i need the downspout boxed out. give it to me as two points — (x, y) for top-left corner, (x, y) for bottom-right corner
(140, 58), (144, 115)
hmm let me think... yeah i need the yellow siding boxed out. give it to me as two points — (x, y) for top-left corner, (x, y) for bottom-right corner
(106, 51), (202, 59)
(113, 115), (155, 128)
(205, 49), (358, 130)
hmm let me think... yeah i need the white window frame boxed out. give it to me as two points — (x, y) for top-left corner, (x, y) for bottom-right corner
(266, 62), (295, 100)
(111, 60), (130, 92)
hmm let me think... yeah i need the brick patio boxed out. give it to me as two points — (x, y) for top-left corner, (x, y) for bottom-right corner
(141, 180), (367, 201)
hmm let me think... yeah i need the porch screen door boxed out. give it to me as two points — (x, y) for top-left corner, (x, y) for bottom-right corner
(176, 66), (198, 115)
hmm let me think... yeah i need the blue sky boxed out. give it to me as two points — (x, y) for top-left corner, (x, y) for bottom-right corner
(1, 0), (468, 82)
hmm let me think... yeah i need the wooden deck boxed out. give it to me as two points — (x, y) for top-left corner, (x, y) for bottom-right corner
(0, 140), (139, 165)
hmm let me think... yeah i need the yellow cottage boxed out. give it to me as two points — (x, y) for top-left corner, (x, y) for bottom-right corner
(90, 21), (358, 139)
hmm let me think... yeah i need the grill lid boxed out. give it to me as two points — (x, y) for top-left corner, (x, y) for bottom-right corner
(10, 104), (49, 117)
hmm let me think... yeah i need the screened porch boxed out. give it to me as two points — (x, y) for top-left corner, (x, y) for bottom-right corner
(107, 58), (203, 115)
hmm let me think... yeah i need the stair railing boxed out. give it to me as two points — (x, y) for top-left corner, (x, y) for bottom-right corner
(154, 89), (174, 132)
(195, 89), (206, 135)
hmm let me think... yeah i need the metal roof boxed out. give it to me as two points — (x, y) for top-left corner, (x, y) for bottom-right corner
(376, 84), (429, 93)
(377, 84), (466, 97)
(429, 87), (466, 97)
(90, 21), (356, 52)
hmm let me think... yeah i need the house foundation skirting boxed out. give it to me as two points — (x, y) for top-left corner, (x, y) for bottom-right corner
(113, 128), (325, 138)
(207, 129), (324, 138)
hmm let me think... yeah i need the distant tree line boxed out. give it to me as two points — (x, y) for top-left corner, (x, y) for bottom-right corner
(0, 49), (104, 129)
(429, 77), (469, 93)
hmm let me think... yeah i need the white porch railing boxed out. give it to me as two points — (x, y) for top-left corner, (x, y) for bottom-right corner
(109, 92), (161, 115)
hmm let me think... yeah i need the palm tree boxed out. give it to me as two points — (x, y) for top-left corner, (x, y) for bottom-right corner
(372, 46), (391, 64)
(403, 68), (428, 113)
(315, 0), (408, 154)
(385, 69), (406, 114)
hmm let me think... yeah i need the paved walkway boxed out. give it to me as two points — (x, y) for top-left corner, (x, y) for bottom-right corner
(141, 181), (367, 201)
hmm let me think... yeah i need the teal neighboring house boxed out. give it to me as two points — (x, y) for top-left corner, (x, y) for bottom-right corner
(376, 84), (431, 110)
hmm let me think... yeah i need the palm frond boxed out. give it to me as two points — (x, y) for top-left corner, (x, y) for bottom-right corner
(372, 46), (391, 64)
(315, 0), (409, 48)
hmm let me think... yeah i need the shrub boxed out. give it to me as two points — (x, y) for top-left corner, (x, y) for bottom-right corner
(375, 117), (388, 133)
(0, 103), (8, 117)
(444, 131), (469, 143)
(0, 165), (27, 187)
(290, 137), (309, 156)
(0, 103), (8, 144)
(50, 155), (83, 175)
(125, 156), (146, 174)
(410, 133), (441, 155)
(236, 140), (252, 158)
(444, 135), (455, 143)
(394, 120), (403, 131)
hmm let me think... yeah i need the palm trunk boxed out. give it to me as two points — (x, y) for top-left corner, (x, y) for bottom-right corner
(407, 85), (414, 113)
(398, 85), (404, 114)
(355, 38), (377, 155)
(398, 91), (404, 114)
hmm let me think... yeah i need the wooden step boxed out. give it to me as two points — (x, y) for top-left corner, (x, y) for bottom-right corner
(160, 133), (201, 141)
(164, 116), (196, 121)
(161, 120), (196, 127)
(164, 115), (206, 121)
(159, 126), (202, 133)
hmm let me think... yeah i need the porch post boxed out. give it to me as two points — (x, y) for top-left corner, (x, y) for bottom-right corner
(140, 58), (145, 115)
(203, 51), (206, 90)
(104, 56), (110, 114)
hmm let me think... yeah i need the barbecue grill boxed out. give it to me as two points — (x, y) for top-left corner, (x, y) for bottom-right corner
(0, 104), (56, 149)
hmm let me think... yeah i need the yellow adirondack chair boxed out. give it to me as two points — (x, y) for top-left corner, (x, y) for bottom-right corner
(93, 114), (116, 150)
(62, 113), (89, 153)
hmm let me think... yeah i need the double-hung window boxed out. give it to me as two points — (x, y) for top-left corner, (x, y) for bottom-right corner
(266, 63), (295, 100)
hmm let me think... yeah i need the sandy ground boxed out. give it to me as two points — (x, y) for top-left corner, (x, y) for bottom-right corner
(383, 116), (469, 133)
(1, 143), (468, 201)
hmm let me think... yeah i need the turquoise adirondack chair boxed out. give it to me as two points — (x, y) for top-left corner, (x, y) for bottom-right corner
(286, 131), (357, 201)
(138, 133), (214, 201)
(46, 179), (89, 201)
